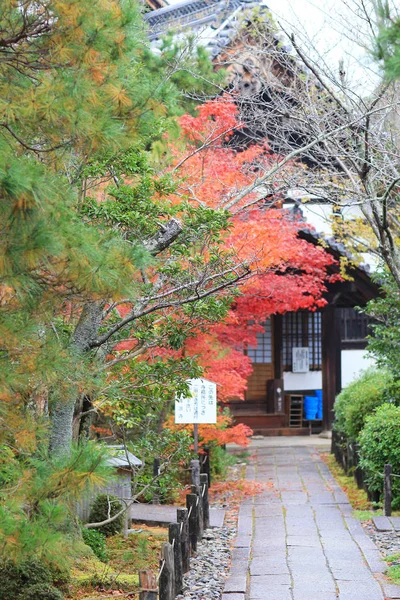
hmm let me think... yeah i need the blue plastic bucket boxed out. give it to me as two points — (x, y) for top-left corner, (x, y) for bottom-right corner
(315, 390), (323, 419)
(304, 395), (318, 420)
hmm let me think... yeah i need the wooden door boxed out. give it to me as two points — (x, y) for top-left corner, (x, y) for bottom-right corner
(245, 320), (274, 402)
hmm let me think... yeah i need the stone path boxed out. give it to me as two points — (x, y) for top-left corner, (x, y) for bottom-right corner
(223, 445), (400, 600)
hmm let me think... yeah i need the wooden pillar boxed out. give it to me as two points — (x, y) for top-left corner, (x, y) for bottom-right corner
(159, 543), (175, 600)
(190, 459), (200, 487)
(200, 473), (210, 530)
(322, 305), (342, 430)
(169, 523), (183, 595)
(177, 508), (190, 573)
(273, 314), (283, 380)
(139, 570), (157, 600)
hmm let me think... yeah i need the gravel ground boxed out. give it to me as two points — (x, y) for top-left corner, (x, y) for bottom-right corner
(175, 521), (236, 600)
(363, 521), (400, 558)
(176, 466), (242, 600)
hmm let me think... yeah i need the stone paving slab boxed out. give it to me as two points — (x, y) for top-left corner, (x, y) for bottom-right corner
(249, 582), (292, 600)
(372, 515), (394, 531)
(391, 517), (400, 531)
(250, 557), (289, 576)
(224, 444), (400, 600)
(384, 583), (400, 598)
(223, 575), (247, 593)
(337, 579), (384, 600)
(129, 504), (225, 527)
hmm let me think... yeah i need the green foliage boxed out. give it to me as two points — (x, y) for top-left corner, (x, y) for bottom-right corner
(79, 567), (138, 591)
(82, 529), (109, 563)
(333, 369), (392, 440)
(359, 404), (400, 509)
(353, 510), (383, 521)
(22, 584), (64, 600)
(385, 553), (400, 585)
(141, 37), (226, 117)
(88, 494), (124, 537)
(210, 445), (237, 480)
(0, 0), (246, 588)
(0, 560), (65, 600)
(0, 443), (112, 569)
(374, 3), (400, 80)
(365, 272), (400, 378)
(132, 429), (192, 504)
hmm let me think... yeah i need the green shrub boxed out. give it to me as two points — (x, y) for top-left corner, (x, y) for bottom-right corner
(88, 494), (124, 537)
(359, 404), (400, 509)
(333, 369), (390, 440)
(81, 528), (109, 562)
(210, 445), (236, 480)
(22, 583), (64, 600)
(0, 560), (64, 600)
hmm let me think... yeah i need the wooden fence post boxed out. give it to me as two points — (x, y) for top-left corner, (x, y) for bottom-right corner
(202, 447), (211, 486)
(191, 484), (204, 541)
(169, 522), (183, 596)
(190, 459), (200, 486)
(177, 508), (190, 573)
(139, 570), (157, 600)
(200, 473), (210, 530)
(159, 542), (175, 600)
(152, 458), (160, 505)
(384, 463), (392, 517)
(186, 493), (198, 553)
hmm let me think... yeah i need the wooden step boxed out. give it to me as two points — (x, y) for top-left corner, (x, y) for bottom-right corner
(232, 413), (286, 429)
(251, 427), (311, 436)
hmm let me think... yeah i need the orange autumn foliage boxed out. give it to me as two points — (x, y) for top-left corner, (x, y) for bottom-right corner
(167, 98), (337, 401)
(165, 412), (253, 447)
(208, 479), (274, 506)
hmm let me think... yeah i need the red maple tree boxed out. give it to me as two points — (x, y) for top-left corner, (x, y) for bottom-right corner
(168, 98), (336, 400)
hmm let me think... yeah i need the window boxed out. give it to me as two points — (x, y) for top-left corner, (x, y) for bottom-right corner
(282, 312), (322, 371)
(340, 308), (372, 349)
(246, 320), (272, 363)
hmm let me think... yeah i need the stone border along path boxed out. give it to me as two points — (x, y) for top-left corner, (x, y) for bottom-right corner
(222, 445), (400, 600)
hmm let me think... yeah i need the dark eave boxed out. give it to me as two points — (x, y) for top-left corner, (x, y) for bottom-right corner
(298, 228), (380, 307)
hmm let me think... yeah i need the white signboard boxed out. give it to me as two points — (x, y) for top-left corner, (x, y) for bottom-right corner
(292, 347), (310, 373)
(175, 378), (217, 424)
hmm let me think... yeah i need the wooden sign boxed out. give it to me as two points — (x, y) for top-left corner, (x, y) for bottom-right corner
(174, 378), (217, 424)
(292, 347), (310, 372)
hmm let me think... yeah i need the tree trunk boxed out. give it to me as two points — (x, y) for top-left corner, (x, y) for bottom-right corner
(78, 395), (95, 443)
(48, 392), (78, 454)
(49, 302), (105, 454)
(48, 221), (183, 455)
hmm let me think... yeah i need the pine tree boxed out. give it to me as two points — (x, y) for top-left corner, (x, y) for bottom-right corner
(0, 1), (237, 456)
(374, 3), (400, 79)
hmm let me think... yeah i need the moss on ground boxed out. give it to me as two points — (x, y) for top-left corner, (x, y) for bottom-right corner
(71, 525), (167, 599)
(384, 553), (400, 585)
(321, 453), (371, 511)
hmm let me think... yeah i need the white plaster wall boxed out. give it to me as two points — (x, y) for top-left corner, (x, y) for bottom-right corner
(341, 349), (376, 388)
(283, 351), (375, 393)
(284, 371), (322, 392)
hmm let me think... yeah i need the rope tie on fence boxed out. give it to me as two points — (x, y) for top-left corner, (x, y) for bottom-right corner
(188, 505), (193, 519)
(156, 560), (165, 583)
(201, 484), (206, 497)
(180, 520), (184, 534)
(196, 496), (199, 506)
(172, 538), (175, 548)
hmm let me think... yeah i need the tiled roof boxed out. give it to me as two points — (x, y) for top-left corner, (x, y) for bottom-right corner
(145, 0), (267, 56)
(106, 445), (142, 468)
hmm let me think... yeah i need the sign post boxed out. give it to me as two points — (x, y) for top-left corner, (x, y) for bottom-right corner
(193, 423), (199, 454)
(175, 378), (217, 456)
